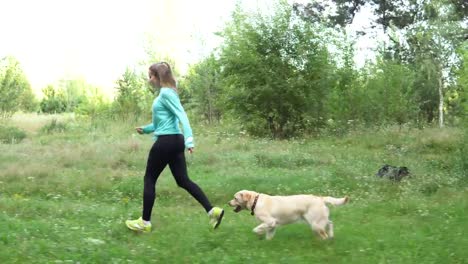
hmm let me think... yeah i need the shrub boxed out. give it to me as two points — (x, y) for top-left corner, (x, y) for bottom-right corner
(40, 119), (68, 134)
(0, 125), (26, 144)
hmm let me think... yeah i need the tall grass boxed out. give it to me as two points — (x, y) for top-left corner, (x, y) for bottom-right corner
(0, 114), (467, 263)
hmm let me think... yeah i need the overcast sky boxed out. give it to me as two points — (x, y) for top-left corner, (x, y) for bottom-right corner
(0, 0), (375, 97)
(0, 0), (241, 96)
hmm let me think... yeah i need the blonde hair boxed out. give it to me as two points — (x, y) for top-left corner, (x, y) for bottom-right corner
(149, 62), (177, 89)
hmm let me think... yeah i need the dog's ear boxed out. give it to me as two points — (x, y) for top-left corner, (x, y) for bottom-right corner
(238, 192), (245, 201)
(376, 165), (389, 177)
(241, 192), (252, 202)
(399, 167), (409, 176)
(400, 166), (408, 172)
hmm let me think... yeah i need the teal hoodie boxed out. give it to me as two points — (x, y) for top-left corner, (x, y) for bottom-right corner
(141, 88), (194, 148)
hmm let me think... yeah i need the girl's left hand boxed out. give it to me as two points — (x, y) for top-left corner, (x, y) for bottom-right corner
(135, 127), (144, 134)
(188, 148), (194, 154)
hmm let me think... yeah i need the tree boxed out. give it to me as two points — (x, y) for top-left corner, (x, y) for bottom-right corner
(40, 79), (98, 114)
(402, 0), (466, 127)
(296, 0), (467, 127)
(0, 56), (35, 118)
(364, 58), (418, 126)
(58, 79), (88, 112)
(18, 86), (39, 113)
(219, 2), (333, 138)
(453, 42), (468, 123)
(182, 54), (223, 124)
(75, 86), (111, 120)
(113, 67), (152, 120)
(326, 39), (367, 129)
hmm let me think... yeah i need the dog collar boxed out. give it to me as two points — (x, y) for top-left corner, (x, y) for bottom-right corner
(251, 194), (260, 215)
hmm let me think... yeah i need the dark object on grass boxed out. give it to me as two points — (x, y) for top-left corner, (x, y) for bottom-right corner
(376, 164), (410, 181)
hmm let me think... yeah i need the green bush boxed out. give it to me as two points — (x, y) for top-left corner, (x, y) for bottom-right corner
(39, 85), (67, 114)
(39, 119), (68, 134)
(0, 125), (26, 144)
(455, 128), (468, 184)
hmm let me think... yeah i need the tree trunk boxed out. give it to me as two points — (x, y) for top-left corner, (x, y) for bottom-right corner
(207, 85), (213, 124)
(438, 72), (444, 128)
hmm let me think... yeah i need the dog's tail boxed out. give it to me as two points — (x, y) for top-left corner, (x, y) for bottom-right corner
(323, 196), (349, 206)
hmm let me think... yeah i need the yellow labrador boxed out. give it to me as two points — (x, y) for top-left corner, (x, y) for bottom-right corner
(228, 190), (348, 240)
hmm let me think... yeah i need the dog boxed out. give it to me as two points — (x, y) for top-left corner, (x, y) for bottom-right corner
(376, 164), (410, 181)
(228, 190), (348, 240)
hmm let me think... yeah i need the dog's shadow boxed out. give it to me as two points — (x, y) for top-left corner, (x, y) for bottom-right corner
(253, 224), (336, 245)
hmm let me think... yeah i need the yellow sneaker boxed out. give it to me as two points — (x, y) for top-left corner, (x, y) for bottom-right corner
(209, 207), (224, 229)
(125, 217), (151, 233)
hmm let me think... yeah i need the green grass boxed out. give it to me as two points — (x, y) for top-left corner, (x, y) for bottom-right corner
(1, 114), (467, 263)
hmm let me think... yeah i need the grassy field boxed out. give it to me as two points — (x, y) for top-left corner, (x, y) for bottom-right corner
(1, 114), (467, 263)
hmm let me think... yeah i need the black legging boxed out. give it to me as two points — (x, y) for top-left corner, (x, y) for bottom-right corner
(142, 134), (213, 221)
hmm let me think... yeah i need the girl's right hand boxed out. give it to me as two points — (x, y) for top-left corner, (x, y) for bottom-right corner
(135, 127), (144, 134)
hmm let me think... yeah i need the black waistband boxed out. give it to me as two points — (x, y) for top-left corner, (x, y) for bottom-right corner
(157, 134), (182, 138)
